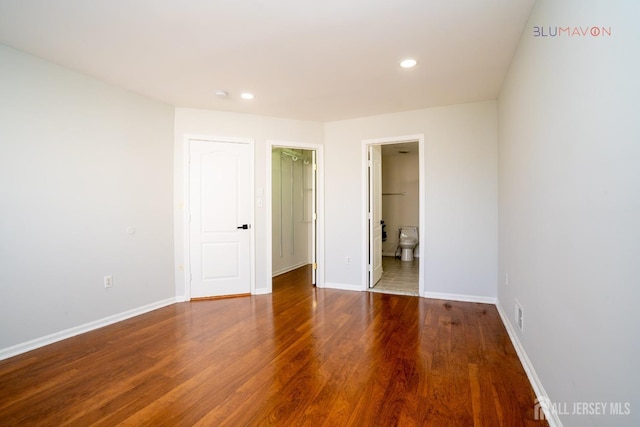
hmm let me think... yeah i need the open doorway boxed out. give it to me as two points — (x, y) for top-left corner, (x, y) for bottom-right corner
(266, 141), (324, 293)
(363, 135), (425, 297)
(272, 147), (315, 279)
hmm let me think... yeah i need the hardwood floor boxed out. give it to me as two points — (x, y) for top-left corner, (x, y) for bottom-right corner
(0, 266), (547, 426)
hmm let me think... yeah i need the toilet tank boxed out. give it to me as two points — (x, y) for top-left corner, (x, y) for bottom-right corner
(399, 226), (418, 241)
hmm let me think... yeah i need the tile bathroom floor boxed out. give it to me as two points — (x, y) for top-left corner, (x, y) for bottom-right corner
(370, 256), (419, 296)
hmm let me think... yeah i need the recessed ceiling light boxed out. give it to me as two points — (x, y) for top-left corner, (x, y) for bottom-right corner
(241, 92), (254, 100)
(400, 58), (417, 69)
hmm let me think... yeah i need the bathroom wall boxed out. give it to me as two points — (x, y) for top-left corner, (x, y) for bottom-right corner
(381, 149), (419, 256)
(272, 148), (313, 275)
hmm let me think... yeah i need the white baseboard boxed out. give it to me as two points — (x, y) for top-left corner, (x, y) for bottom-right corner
(272, 262), (309, 277)
(321, 282), (365, 292)
(175, 295), (188, 302)
(496, 302), (562, 427)
(252, 288), (270, 295)
(423, 291), (496, 304)
(369, 288), (419, 297)
(319, 287), (493, 302)
(0, 297), (178, 361)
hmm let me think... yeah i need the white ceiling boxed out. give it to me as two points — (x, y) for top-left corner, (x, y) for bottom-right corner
(0, 0), (535, 122)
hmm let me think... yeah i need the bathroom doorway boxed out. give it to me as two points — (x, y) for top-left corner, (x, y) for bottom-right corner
(363, 135), (425, 296)
(267, 141), (324, 292)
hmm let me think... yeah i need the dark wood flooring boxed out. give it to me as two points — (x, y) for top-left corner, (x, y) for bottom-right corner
(0, 265), (547, 426)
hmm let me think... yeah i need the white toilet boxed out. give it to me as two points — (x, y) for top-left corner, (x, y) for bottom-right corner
(399, 226), (419, 262)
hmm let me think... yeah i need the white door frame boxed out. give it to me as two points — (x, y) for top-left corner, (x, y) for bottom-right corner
(183, 135), (256, 300)
(361, 134), (426, 296)
(266, 140), (324, 293)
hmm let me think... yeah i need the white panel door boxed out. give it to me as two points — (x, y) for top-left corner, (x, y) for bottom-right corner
(189, 139), (251, 298)
(370, 145), (383, 286)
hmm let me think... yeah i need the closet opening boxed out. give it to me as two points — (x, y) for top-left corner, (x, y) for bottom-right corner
(270, 145), (318, 287)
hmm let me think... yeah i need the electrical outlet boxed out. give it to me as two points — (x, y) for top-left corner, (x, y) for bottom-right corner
(515, 300), (524, 333)
(104, 275), (113, 288)
(346, 256), (351, 264)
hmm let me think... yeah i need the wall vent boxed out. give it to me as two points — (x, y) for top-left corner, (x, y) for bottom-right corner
(515, 300), (524, 333)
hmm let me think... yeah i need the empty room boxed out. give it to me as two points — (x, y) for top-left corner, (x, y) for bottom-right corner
(0, 1), (637, 426)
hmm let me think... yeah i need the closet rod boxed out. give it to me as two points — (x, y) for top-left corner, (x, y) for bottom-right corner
(382, 192), (406, 196)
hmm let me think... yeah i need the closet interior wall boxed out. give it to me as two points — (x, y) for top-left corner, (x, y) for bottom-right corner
(272, 148), (313, 276)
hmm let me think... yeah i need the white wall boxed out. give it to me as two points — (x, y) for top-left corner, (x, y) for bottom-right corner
(498, 2), (640, 426)
(381, 151), (419, 256)
(173, 109), (324, 296)
(324, 101), (498, 299)
(0, 44), (175, 351)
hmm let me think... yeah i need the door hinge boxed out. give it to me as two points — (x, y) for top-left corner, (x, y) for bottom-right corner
(312, 212), (317, 221)
(313, 163), (317, 171)
(313, 263), (318, 270)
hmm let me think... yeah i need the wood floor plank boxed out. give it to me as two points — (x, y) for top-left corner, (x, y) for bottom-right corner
(0, 265), (548, 426)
